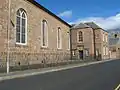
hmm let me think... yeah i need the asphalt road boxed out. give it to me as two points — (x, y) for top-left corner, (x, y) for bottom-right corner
(0, 60), (120, 90)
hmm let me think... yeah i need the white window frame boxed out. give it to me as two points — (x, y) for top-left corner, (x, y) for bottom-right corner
(68, 34), (70, 50)
(57, 27), (62, 49)
(16, 9), (27, 45)
(106, 47), (108, 55)
(77, 31), (83, 43)
(103, 46), (106, 55)
(103, 33), (104, 41)
(68, 33), (70, 50)
(41, 20), (48, 48)
(105, 34), (108, 42)
(72, 50), (76, 56)
(85, 49), (89, 56)
(96, 49), (99, 56)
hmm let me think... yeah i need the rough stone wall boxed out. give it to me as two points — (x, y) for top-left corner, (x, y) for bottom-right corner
(71, 29), (77, 49)
(0, 51), (70, 67)
(71, 28), (94, 60)
(71, 27), (109, 60)
(116, 45), (120, 59)
(109, 45), (120, 59)
(110, 51), (117, 59)
(0, 0), (9, 67)
(94, 29), (103, 60)
(0, 0), (70, 67)
(102, 30), (109, 59)
(0, 0), (8, 52)
(95, 29), (109, 60)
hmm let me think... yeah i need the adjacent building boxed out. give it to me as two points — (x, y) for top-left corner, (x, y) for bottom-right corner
(71, 22), (109, 60)
(71, 23), (94, 60)
(109, 33), (120, 59)
(85, 22), (109, 60)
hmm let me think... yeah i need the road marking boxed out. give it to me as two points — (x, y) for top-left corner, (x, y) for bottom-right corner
(115, 84), (120, 90)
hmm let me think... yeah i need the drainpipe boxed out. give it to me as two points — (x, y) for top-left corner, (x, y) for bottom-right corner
(70, 28), (73, 60)
(93, 29), (96, 60)
(7, 0), (11, 74)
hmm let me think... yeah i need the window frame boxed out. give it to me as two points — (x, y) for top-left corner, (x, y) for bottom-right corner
(103, 46), (106, 55)
(105, 34), (108, 42)
(57, 27), (62, 49)
(68, 33), (70, 50)
(103, 33), (105, 42)
(16, 8), (27, 45)
(77, 31), (83, 42)
(85, 49), (89, 57)
(41, 20), (48, 48)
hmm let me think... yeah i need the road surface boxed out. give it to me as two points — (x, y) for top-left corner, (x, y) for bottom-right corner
(0, 59), (120, 90)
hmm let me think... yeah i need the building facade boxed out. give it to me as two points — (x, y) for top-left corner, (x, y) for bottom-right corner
(0, 0), (71, 68)
(71, 22), (109, 60)
(85, 22), (109, 60)
(71, 23), (94, 60)
(109, 33), (120, 59)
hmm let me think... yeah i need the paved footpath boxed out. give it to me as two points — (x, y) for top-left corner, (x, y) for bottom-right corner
(0, 59), (120, 90)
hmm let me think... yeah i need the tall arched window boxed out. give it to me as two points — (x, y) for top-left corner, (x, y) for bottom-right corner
(78, 31), (83, 42)
(57, 27), (62, 49)
(16, 8), (27, 45)
(41, 20), (48, 47)
(68, 33), (70, 50)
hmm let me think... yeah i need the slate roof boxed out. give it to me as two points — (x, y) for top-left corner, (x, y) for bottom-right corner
(71, 23), (90, 29)
(84, 22), (102, 29)
(27, 0), (71, 27)
(109, 38), (120, 45)
(84, 22), (108, 32)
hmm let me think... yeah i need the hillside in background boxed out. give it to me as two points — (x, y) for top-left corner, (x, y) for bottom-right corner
(108, 28), (120, 33)
(108, 28), (120, 38)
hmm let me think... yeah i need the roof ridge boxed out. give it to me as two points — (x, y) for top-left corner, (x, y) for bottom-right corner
(26, 0), (71, 27)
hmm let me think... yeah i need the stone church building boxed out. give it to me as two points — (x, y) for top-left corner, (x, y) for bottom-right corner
(0, 0), (111, 71)
(0, 0), (71, 68)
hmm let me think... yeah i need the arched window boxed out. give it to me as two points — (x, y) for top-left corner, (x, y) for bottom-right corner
(16, 8), (27, 45)
(41, 20), (48, 47)
(78, 31), (83, 42)
(57, 27), (62, 49)
(68, 33), (70, 50)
